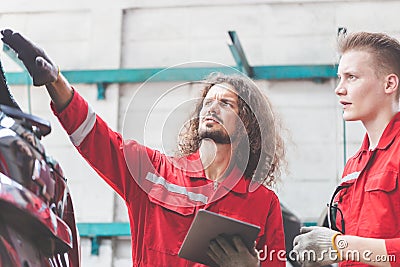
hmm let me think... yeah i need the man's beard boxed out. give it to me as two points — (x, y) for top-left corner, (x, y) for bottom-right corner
(199, 128), (231, 144)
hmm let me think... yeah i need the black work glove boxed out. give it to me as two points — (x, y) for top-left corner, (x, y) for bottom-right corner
(207, 235), (259, 267)
(1, 29), (59, 86)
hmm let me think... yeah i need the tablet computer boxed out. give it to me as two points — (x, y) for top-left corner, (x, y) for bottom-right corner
(178, 209), (261, 266)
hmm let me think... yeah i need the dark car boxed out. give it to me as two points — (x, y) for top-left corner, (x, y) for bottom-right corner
(0, 58), (80, 267)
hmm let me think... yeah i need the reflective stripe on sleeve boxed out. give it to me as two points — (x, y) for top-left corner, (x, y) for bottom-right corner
(145, 172), (208, 204)
(69, 105), (96, 146)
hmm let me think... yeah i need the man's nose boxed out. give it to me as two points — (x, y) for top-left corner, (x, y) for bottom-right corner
(335, 81), (346, 96)
(207, 99), (220, 113)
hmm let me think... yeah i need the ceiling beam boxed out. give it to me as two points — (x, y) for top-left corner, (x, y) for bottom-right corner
(4, 64), (337, 85)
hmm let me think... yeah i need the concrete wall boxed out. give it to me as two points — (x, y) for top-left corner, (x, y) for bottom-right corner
(1, 0), (398, 266)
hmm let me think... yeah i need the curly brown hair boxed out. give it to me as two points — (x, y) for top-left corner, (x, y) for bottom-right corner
(178, 73), (285, 186)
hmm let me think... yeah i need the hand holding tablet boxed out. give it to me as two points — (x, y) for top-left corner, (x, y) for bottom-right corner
(178, 209), (261, 266)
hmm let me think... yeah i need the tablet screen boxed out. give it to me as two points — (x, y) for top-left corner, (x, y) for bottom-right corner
(178, 209), (261, 266)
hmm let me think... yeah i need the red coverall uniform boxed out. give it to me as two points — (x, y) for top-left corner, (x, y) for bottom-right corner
(335, 112), (400, 266)
(51, 90), (286, 267)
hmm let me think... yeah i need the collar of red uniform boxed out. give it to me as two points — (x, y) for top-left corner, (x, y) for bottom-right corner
(185, 150), (248, 194)
(360, 112), (400, 151)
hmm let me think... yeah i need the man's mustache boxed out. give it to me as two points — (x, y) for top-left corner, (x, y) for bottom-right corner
(203, 113), (223, 124)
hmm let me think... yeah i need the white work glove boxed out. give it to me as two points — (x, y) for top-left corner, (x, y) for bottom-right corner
(293, 226), (342, 267)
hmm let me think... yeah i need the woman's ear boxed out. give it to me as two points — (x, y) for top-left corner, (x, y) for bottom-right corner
(385, 73), (399, 95)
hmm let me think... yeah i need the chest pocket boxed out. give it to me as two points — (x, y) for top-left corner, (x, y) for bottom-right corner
(144, 186), (197, 261)
(365, 171), (397, 192)
(363, 171), (400, 237)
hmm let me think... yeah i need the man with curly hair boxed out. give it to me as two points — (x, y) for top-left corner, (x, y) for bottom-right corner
(1, 29), (286, 267)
